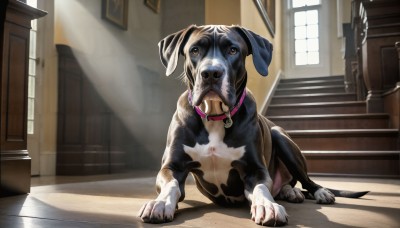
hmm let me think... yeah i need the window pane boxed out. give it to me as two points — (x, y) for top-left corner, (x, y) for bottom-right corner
(296, 53), (307, 65)
(29, 30), (36, 58)
(307, 38), (319, 51)
(31, 19), (37, 31)
(295, 26), (307, 39)
(292, 0), (305, 8)
(28, 98), (35, 120)
(295, 39), (307, 52)
(29, 59), (36, 76)
(307, 24), (319, 38)
(306, 10), (318, 25)
(294, 11), (306, 26)
(27, 0), (37, 7)
(28, 76), (35, 98)
(293, 0), (320, 8)
(27, 120), (34, 135)
(308, 52), (319, 64)
(306, 0), (320, 6)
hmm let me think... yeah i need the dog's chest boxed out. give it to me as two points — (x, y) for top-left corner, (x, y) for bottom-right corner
(183, 121), (246, 200)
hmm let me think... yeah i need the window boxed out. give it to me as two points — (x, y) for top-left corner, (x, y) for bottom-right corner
(27, 0), (37, 134)
(284, 0), (329, 78)
(292, 0), (320, 66)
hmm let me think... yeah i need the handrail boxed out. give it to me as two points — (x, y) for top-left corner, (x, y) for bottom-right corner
(260, 70), (282, 115)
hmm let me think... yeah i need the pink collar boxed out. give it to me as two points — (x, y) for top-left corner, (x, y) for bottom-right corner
(188, 89), (247, 128)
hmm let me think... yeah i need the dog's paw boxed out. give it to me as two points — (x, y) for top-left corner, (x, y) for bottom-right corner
(249, 184), (288, 226)
(278, 185), (305, 203)
(138, 200), (176, 223)
(314, 188), (335, 204)
(250, 201), (288, 226)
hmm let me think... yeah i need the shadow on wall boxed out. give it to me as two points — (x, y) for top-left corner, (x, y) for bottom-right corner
(56, 44), (160, 173)
(55, 0), (205, 170)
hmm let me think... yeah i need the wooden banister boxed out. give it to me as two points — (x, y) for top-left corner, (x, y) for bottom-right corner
(355, 0), (400, 113)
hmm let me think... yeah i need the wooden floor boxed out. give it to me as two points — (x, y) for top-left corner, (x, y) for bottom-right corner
(0, 171), (399, 227)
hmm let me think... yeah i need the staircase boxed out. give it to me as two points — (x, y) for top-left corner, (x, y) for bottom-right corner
(265, 75), (400, 178)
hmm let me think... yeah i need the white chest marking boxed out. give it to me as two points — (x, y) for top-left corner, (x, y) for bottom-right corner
(183, 121), (246, 196)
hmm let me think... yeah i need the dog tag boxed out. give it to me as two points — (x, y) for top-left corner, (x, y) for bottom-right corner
(224, 112), (233, 128)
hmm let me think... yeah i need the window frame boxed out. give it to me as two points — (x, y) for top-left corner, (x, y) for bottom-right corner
(27, 0), (38, 135)
(284, 0), (331, 78)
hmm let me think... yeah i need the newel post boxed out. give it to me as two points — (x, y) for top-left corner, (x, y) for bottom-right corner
(359, 0), (400, 113)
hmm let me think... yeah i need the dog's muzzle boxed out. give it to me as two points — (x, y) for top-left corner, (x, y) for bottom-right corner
(188, 88), (246, 128)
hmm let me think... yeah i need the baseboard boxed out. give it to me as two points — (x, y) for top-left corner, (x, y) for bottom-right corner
(40, 153), (56, 176)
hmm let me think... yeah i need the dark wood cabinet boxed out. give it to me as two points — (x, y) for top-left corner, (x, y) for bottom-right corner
(0, 0), (46, 196)
(56, 45), (127, 175)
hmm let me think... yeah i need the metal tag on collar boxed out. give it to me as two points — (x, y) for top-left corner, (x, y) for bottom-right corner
(224, 112), (233, 128)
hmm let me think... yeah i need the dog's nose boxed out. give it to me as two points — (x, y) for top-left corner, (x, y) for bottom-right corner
(200, 66), (224, 80)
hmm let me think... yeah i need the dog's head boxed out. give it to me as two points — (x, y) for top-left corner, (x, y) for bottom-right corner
(159, 25), (273, 109)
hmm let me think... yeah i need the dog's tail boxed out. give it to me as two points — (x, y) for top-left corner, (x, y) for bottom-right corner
(302, 189), (369, 199)
(327, 188), (369, 198)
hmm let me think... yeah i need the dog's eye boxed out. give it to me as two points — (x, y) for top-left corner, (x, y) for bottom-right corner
(228, 47), (238, 55)
(190, 47), (200, 56)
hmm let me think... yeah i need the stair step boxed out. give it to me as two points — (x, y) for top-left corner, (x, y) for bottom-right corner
(287, 129), (399, 151)
(270, 93), (356, 104)
(278, 79), (344, 89)
(268, 113), (390, 130)
(275, 85), (346, 95)
(266, 101), (366, 116)
(280, 75), (344, 83)
(303, 150), (400, 178)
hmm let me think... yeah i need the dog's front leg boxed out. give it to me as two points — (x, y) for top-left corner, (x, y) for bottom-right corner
(245, 171), (288, 226)
(138, 168), (184, 223)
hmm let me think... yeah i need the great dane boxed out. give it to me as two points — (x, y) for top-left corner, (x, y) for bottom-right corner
(138, 25), (368, 226)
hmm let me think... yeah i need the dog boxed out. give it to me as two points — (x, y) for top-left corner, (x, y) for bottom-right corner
(138, 25), (368, 226)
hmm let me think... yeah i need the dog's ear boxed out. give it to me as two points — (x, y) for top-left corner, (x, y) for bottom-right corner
(234, 26), (273, 77)
(158, 25), (197, 76)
